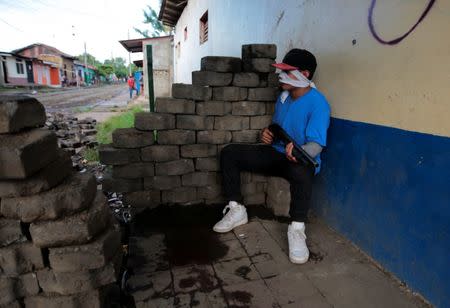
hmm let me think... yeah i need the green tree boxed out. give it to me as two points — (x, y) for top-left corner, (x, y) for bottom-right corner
(134, 4), (172, 38)
(76, 53), (101, 67)
(98, 65), (114, 77)
(104, 57), (129, 78)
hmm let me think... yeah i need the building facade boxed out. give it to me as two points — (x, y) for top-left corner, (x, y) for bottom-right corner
(13, 43), (77, 86)
(160, 1), (450, 307)
(0, 52), (32, 86)
(119, 36), (174, 98)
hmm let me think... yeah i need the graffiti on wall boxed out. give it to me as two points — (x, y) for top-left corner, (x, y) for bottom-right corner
(368, 0), (436, 45)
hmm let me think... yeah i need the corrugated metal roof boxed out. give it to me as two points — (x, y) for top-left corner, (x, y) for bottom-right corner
(158, 0), (187, 27)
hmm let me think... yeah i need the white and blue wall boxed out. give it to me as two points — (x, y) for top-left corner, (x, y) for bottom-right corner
(173, 0), (450, 306)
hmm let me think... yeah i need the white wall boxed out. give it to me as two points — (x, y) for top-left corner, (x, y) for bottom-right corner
(143, 37), (174, 98)
(173, 0), (450, 137)
(5, 56), (27, 78)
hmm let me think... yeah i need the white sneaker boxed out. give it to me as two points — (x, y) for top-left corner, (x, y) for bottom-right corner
(287, 222), (309, 264)
(213, 201), (248, 233)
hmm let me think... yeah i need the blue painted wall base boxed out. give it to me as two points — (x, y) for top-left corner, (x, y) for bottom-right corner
(312, 118), (450, 308)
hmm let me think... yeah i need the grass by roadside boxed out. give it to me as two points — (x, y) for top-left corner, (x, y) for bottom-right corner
(80, 105), (144, 163)
(96, 105), (144, 144)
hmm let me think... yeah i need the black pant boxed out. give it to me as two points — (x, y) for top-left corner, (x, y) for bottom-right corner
(220, 144), (315, 222)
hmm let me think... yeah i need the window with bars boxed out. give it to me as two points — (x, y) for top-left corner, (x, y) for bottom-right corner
(176, 42), (181, 58)
(15, 60), (24, 74)
(199, 11), (208, 45)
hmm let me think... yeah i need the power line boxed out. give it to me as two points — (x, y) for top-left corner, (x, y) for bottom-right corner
(0, 16), (24, 32)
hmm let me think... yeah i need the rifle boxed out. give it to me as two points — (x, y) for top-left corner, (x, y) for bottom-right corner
(268, 123), (319, 168)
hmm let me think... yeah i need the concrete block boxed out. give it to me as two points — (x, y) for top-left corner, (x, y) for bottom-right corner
(29, 192), (112, 248)
(135, 112), (175, 130)
(171, 83), (193, 99)
(195, 157), (220, 171)
(36, 253), (121, 295)
(192, 71), (233, 86)
(266, 102), (275, 114)
(123, 190), (161, 208)
(0, 151), (72, 198)
(0, 129), (58, 179)
(258, 73), (279, 88)
(0, 173), (96, 223)
(248, 88), (278, 101)
(197, 131), (232, 144)
(214, 116), (249, 131)
(241, 182), (266, 195)
(200, 56), (242, 73)
(112, 163), (154, 179)
(0, 242), (44, 276)
(232, 130), (260, 143)
(192, 85), (213, 101)
(0, 272), (39, 303)
(243, 58), (276, 73)
(155, 159), (194, 176)
(242, 44), (277, 59)
(180, 144), (216, 158)
(155, 97), (195, 114)
(250, 115), (272, 129)
(232, 101), (266, 116)
(240, 171), (253, 184)
(48, 227), (121, 272)
(197, 185), (223, 199)
(141, 145), (179, 162)
(244, 193), (266, 205)
(205, 196), (227, 205)
(267, 73), (279, 87)
(266, 177), (291, 217)
(232, 72), (260, 87)
(144, 176), (181, 190)
(212, 87), (247, 101)
(157, 130), (195, 145)
(0, 95), (46, 134)
(102, 176), (142, 193)
(176, 115), (214, 130)
(0, 219), (26, 247)
(182, 172), (218, 187)
(112, 128), (154, 148)
(98, 144), (140, 165)
(162, 187), (197, 203)
(252, 173), (269, 183)
(196, 101), (231, 116)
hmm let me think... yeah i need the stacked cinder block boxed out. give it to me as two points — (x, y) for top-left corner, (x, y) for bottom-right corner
(99, 44), (279, 209)
(0, 95), (121, 307)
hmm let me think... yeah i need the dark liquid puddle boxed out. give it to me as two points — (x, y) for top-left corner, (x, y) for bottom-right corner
(131, 203), (287, 266)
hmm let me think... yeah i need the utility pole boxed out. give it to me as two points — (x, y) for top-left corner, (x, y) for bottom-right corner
(84, 42), (88, 84)
(128, 29), (132, 76)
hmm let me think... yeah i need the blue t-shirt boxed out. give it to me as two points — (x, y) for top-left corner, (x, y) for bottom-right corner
(271, 88), (331, 174)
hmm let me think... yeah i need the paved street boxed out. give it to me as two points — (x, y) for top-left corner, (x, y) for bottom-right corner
(126, 205), (429, 308)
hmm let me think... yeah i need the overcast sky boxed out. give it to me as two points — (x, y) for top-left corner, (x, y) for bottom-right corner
(0, 0), (161, 63)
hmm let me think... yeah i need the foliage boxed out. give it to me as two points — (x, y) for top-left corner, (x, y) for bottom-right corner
(96, 106), (144, 144)
(134, 4), (172, 38)
(97, 64), (114, 77)
(82, 147), (99, 162)
(104, 57), (129, 78)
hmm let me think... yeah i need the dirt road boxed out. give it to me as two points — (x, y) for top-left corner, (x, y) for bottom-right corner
(34, 84), (129, 113)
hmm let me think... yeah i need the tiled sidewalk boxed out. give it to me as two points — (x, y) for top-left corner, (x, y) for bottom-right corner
(126, 205), (429, 308)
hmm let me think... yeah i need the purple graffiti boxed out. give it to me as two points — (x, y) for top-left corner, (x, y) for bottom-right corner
(368, 0), (436, 45)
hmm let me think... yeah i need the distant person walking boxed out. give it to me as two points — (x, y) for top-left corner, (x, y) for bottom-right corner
(127, 75), (135, 99)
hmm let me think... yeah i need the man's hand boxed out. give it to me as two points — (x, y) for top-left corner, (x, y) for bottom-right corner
(286, 142), (298, 163)
(261, 127), (274, 144)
